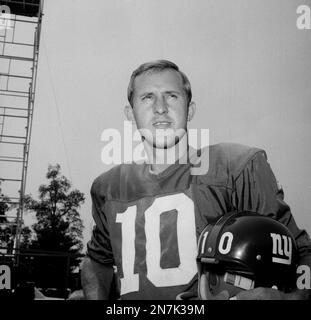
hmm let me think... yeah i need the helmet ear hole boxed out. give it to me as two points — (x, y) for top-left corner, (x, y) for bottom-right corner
(208, 272), (221, 295)
(198, 269), (223, 300)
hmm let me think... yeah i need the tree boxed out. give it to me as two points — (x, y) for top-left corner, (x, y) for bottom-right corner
(0, 181), (14, 254)
(0, 180), (10, 223)
(0, 181), (32, 253)
(24, 164), (85, 292)
(0, 195), (11, 253)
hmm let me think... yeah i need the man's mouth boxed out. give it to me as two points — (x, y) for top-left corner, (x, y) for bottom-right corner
(153, 121), (172, 128)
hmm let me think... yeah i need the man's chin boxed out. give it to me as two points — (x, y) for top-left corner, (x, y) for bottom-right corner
(152, 142), (170, 150)
(142, 129), (187, 149)
(152, 137), (180, 150)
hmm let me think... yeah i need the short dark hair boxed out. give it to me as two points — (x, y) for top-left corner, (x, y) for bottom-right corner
(127, 60), (192, 107)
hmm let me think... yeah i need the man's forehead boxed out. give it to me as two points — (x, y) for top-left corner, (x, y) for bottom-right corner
(134, 69), (183, 91)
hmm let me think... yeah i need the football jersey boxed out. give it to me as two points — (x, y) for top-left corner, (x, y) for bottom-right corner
(87, 143), (311, 300)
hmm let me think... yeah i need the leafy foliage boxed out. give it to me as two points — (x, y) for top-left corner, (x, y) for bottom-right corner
(25, 164), (85, 254)
(0, 181), (10, 223)
(0, 181), (14, 252)
(21, 164), (85, 292)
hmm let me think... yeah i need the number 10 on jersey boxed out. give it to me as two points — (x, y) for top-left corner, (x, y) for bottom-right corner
(116, 193), (198, 295)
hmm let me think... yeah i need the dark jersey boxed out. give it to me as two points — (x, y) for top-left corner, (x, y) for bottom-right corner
(87, 143), (311, 300)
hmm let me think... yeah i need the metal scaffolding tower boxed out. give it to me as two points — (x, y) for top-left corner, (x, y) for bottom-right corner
(0, 0), (43, 265)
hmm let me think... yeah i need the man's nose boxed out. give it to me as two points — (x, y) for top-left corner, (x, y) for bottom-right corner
(153, 96), (168, 114)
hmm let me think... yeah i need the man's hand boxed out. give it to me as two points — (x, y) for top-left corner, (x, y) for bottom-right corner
(233, 287), (310, 300)
(81, 256), (114, 300)
(211, 288), (310, 300)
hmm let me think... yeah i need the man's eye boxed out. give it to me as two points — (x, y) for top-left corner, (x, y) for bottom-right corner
(143, 95), (153, 101)
(168, 94), (177, 99)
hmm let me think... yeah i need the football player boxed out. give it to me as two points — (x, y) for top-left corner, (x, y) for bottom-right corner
(81, 60), (311, 300)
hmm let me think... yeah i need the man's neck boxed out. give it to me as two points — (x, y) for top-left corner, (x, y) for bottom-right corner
(144, 134), (189, 175)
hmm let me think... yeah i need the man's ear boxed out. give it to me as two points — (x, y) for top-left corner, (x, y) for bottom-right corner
(124, 105), (135, 123)
(187, 101), (196, 122)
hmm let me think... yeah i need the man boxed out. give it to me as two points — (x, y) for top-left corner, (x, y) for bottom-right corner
(82, 60), (311, 300)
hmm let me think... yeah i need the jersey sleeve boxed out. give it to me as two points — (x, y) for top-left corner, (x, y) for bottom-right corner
(232, 151), (311, 269)
(86, 179), (114, 265)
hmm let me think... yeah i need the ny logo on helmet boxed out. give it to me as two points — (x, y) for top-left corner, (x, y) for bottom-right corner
(270, 233), (292, 265)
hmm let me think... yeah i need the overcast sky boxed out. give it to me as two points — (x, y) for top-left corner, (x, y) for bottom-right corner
(3, 0), (310, 251)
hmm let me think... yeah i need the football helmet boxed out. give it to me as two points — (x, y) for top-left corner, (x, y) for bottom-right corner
(197, 211), (298, 299)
